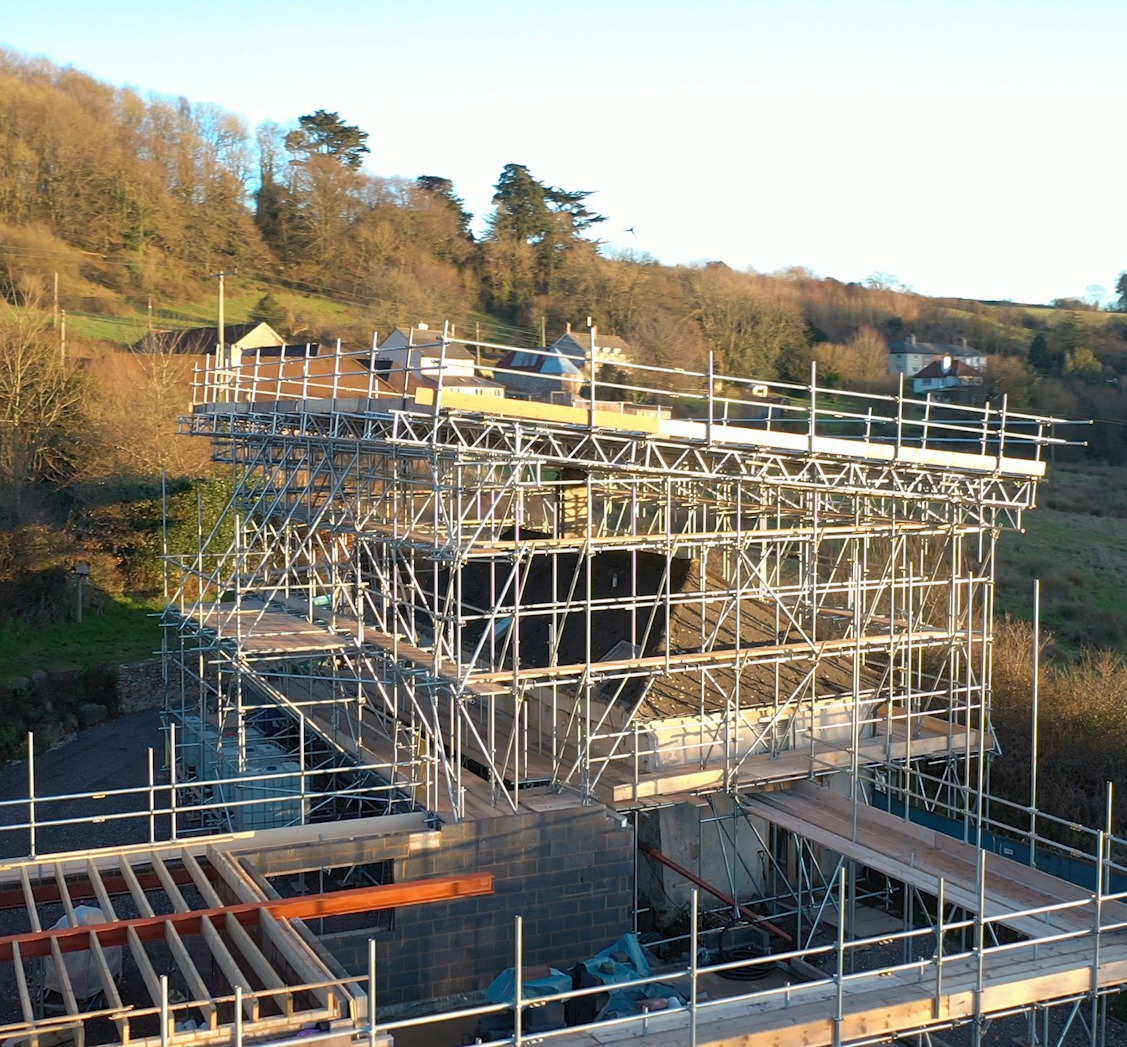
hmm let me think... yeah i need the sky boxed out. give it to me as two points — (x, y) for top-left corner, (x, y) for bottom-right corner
(3, 0), (1125, 305)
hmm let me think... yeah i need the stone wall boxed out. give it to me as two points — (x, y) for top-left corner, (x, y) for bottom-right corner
(115, 658), (166, 713)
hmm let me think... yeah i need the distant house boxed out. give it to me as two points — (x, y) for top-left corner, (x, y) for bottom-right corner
(135, 321), (284, 366)
(373, 327), (502, 397)
(493, 344), (585, 403)
(551, 328), (633, 372)
(909, 355), (985, 397)
(888, 335), (986, 377)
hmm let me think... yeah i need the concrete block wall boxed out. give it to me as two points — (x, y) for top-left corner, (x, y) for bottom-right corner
(331, 804), (635, 1008)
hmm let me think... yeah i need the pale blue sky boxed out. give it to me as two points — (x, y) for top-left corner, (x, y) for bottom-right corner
(4, 0), (1125, 304)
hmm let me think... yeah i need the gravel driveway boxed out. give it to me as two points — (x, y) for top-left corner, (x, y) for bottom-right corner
(0, 709), (167, 859)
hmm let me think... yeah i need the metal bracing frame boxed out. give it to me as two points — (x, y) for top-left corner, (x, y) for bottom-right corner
(167, 339), (1052, 829)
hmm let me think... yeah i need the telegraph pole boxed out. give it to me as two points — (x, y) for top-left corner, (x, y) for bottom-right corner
(211, 270), (237, 367)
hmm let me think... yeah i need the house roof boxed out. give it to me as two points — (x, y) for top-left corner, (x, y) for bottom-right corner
(377, 328), (474, 361)
(912, 359), (985, 379)
(553, 331), (632, 356)
(890, 340), (980, 358)
(497, 347), (582, 376)
(135, 321), (283, 355)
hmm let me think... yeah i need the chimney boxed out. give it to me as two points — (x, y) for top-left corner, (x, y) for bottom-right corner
(565, 321), (572, 334)
(943, 354), (952, 373)
(909, 333), (917, 346)
(960, 336), (967, 349)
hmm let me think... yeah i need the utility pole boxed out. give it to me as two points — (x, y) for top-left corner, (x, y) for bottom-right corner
(211, 270), (237, 367)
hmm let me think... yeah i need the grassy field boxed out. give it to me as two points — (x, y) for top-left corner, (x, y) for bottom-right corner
(0, 593), (164, 680)
(995, 463), (1127, 653)
(62, 282), (372, 350)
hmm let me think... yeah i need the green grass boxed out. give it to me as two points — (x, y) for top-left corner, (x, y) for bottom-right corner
(60, 282), (373, 350)
(66, 313), (151, 343)
(996, 464), (1127, 653)
(0, 593), (165, 680)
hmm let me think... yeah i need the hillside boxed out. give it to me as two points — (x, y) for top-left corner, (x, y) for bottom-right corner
(2, 44), (1127, 673)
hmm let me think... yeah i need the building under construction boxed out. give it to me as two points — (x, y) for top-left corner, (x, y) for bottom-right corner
(1, 331), (1124, 1047)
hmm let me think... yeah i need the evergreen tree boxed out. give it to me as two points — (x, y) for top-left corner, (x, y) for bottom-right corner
(1027, 332), (1055, 374)
(249, 293), (287, 330)
(485, 164), (606, 312)
(284, 110), (369, 168)
(416, 176), (474, 241)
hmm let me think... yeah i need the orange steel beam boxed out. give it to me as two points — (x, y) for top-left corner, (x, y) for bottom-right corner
(639, 841), (793, 944)
(0, 872), (493, 963)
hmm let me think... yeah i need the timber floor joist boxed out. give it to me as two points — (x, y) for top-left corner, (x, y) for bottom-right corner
(0, 817), (490, 1047)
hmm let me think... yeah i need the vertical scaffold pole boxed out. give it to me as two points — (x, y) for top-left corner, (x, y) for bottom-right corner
(588, 324), (597, 429)
(707, 351), (715, 446)
(834, 865), (847, 1047)
(26, 732), (36, 859)
(973, 851), (987, 1047)
(690, 888), (699, 1047)
(1092, 825), (1105, 1047)
(368, 936), (378, 1047)
(934, 876), (945, 1018)
(1031, 578), (1040, 868)
(160, 973), (170, 1047)
(514, 915), (524, 1046)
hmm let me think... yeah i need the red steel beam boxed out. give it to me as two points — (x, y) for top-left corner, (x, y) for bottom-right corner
(639, 841), (793, 944)
(0, 872), (493, 963)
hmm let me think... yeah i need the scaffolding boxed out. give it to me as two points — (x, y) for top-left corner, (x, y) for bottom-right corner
(9, 330), (1127, 1047)
(165, 332), (1054, 829)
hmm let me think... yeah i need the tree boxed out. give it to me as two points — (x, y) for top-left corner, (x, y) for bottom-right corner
(689, 266), (810, 380)
(1027, 332), (1058, 375)
(0, 304), (89, 496)
(1063, 347), (1103, 382)
(249, 293), (287, 330)
(485, 164), (606, 311)
(984, 355), (1037, 410)
(280, 112), (370, 272)
(813, 325), (894, 392)
(284, 110), (369, 169)
(416, 176), (473, 241)
(1116, 271), (1127, 312)
(489, 163), (605, 244)
(254, 121), (297, 259)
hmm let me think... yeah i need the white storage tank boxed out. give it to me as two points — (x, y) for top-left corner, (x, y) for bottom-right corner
(178, 715), (221, 782)
(217, 739), (288, 780)
(229, 760), (305, 831)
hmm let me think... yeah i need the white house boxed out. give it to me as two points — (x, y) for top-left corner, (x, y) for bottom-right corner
(889, 335), (986, 377)
(910, 355), (985, 397)
(551, 327), (633, 372)
(373, 327), (502, 397)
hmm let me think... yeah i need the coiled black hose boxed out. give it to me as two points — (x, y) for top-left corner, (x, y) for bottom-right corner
(716, 919), (775, 981)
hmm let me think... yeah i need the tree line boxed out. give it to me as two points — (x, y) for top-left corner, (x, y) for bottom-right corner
(4, 46), (1127, 473)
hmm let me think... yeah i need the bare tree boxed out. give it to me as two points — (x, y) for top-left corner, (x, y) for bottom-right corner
(0, 298), (89, 494)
